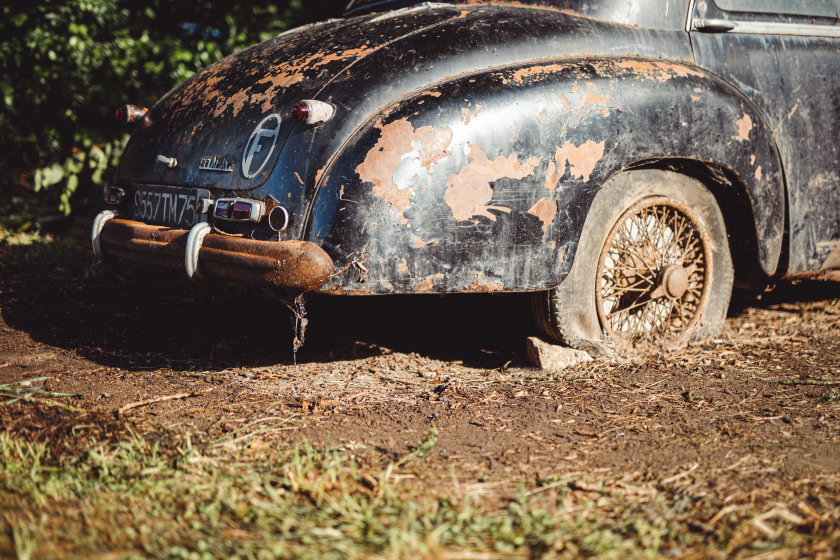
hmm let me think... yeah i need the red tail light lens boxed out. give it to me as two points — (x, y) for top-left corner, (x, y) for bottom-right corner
(213, 198), (265, 222)
(115, 105), (148, 124)
(290, 100), (335, 125)
(290, 101), (310, 124)
(232, 201), (256, 220)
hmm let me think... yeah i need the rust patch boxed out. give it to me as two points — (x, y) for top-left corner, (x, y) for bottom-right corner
(528, 198), (559, 232)
(420, 90), (442, 98)
(462, 278), (504, 292)
(544, 161), (561, 193)
(356, 119), (454, 221)
(415, 126), (454, 170)
(172, 45), (378, 118)
(539, 107), (548, 117)
(461, 107), (472, 125)
(444, 143), (539, 221)
(417, 274), (444, 292)
(355, 119), (416, 220)
(504, 64), (567, 85)
(411, 234), (426, 248)
(315, 168), (325, 184)
(578, 82), (610, 105)
(755, 166), (763, 181)
(610, 60), (705, 83)
(295, 172), (304, 185)
(734, 114), (753, 142)
(212, 90), (250, 118)
(555, 140), (606, 182)
(398, 260), (409, 274)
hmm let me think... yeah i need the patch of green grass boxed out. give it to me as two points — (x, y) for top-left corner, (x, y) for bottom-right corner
(0, 424), (561, 559)
(0, 412), (837, 559)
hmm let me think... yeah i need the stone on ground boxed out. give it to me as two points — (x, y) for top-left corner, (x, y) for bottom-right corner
(526, 336), (594, 370)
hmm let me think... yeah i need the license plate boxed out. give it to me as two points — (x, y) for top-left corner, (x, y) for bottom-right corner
(130, 186), (210, 229)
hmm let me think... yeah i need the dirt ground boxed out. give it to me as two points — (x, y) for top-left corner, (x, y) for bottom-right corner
(1, 239), (839, 556)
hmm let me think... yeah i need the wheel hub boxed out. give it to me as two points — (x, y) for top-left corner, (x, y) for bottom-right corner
(660, 264), (689, 300)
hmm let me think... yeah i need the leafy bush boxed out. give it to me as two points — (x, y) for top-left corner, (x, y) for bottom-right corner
(0, 0), (343, 223)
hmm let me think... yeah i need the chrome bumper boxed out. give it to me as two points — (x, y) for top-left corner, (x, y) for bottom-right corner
(72, 213), (334, 292)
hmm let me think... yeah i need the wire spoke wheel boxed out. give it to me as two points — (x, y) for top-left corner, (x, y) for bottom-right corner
(596, 196), (712, 344)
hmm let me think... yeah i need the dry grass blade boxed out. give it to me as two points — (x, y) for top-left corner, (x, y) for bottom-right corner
(661, 462), (699, 485)
(0, 376), (88, 411)
(117, 392), (201, 417)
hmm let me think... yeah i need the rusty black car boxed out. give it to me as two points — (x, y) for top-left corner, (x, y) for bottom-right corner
(73, 0), (840, 355)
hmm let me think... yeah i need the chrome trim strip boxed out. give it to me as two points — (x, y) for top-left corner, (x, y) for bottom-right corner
(692, 19), (840, 38)
(686, 0), (698, 33)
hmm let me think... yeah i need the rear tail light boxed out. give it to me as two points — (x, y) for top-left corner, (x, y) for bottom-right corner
(232, 201), (256, 220)
(115, 105), (148, 124)
(290, 100), (335, 126)
(213, 198), (265, 222)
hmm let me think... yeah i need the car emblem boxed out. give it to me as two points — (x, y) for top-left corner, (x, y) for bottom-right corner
(242, 114), (282, 179)
(199, 156), (235, 173)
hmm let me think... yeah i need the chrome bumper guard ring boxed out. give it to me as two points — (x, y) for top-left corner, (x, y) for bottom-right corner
(92, 210), (116, 260)
(185, 222), (212, 281)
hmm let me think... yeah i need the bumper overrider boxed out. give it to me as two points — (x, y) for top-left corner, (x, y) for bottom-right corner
(72, 212), (334, 292)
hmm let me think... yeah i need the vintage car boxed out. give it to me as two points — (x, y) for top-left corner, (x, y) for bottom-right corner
(73, 0), (840, 355)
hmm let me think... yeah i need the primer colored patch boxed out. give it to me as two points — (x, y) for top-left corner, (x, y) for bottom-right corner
(755, 166), (763, 181)
(504, 64), (567, 85)
(417, 273), (445, 292)
(356, 119), (454, 220)
(178, 46), (377, 118)
(445, 143), (539, 221)
(544, 161), (561, 193)
(414, 126), (454, 170)
(734, 114), (753, 142)
(555, 140), (606, 182)
(610, 60), (705, 83)
(529, 198), (559, 232)
(462, 278), (504, 292)
(356, 119), (416, 218)
(212, 90), (250, 118)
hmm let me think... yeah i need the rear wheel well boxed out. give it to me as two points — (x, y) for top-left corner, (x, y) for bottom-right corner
(624, 158), (769, 292)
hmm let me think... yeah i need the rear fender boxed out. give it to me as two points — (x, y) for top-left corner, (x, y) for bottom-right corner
(307, 57), (785, 294)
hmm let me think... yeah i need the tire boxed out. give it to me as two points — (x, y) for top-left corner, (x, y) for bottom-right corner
(532, 169), (733, 355)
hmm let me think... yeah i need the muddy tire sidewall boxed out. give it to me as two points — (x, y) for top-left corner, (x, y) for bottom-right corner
(536, 169), (734, 351)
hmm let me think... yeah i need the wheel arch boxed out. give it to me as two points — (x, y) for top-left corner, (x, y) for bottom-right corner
(625, 157), (771, 291)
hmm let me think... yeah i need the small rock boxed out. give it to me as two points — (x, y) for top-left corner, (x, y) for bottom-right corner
(526, 337), (594, 370)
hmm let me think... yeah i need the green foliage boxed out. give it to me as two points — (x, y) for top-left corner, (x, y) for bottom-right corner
(0, 0), (344, 219)
(32, 135), (128, 215)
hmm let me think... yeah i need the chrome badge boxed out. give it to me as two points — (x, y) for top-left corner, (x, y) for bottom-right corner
(199, 156), (235, 173)
(242, 114), (282, 179)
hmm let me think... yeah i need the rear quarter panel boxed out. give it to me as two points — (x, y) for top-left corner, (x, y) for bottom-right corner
(309, 57), (784, 294)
